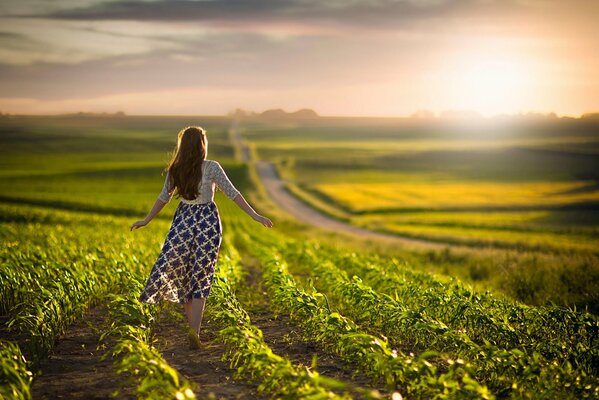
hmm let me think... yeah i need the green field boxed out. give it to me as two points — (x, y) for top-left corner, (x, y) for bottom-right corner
(240, 115), (599, 309)
(1, 114), (598, 399)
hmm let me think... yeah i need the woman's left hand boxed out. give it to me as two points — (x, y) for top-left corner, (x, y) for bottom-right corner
(130, 220), (148, 231)
(254, 215), (274, 228)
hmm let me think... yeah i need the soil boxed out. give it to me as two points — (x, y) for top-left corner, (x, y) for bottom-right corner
(29, 304), (136, 400)
(22, 299), (266, 400)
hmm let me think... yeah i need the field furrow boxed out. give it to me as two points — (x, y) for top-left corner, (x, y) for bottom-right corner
(30, 304), (135, 399)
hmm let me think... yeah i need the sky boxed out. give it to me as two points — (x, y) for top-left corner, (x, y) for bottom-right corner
(0, 0), (598, 117)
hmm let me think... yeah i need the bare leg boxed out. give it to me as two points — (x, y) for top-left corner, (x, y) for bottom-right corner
(184, 299), (192, 323)
(190, 297), (206, 334)
(185, 297), (206, 349)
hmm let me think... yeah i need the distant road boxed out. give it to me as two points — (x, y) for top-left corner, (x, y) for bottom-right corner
(232, 118), (251, 163)
(231, 119), (447, 250)
(255, 161), (448, 249)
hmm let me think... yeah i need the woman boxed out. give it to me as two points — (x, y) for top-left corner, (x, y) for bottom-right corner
(130, 126), (273, 348)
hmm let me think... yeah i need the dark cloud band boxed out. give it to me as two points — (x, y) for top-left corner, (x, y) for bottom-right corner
(9, 0), (526, 28)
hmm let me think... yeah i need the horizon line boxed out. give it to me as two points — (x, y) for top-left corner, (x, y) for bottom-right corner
(2, 109), (598, 120)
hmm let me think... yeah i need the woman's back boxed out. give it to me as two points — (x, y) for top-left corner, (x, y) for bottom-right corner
(158, 159), (241, 205)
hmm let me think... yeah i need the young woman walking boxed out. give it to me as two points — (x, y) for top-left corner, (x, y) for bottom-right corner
(130, 126), (273, 348)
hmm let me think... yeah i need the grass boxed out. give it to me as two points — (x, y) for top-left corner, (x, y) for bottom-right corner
(238, 115), (599, 312)
(1, 114), (598, 399)
(1, 113), (598, 313)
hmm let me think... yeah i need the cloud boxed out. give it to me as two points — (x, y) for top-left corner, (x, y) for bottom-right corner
(0, 18), (187, 65)
(1, 0), (598, 116)
(0, 24), (419, 101)
(8, 0), (529, 31)
(0, 0), (537, 68)
(0, 0), (124, 17)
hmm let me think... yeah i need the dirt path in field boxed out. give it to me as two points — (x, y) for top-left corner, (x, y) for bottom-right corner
(255, 161), (450, 251)
(231, 119), (446, 251)
(30, 304), (136, 400)
(153, 303), (264, 399)
(236, 253), (389, 396)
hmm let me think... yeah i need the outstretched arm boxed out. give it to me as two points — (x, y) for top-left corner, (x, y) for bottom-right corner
(130, 198), (168, 231)
(131, 171), (173, 231)
(212, 160), (273, 228)
(233, 193), (273, 228)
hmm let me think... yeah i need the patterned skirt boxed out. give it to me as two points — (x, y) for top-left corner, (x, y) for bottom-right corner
(139, 201), (223, 304)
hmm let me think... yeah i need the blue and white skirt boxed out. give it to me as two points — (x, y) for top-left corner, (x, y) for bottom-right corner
(139, 201), (223, 304)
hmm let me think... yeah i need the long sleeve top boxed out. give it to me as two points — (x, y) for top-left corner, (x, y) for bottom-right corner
(157, 160), (240, 204)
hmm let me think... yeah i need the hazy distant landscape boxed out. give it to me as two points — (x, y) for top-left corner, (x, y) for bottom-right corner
(242, 111), (599, 305)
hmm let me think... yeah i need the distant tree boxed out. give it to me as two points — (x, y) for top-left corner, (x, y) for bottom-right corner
(228, 108), (252, 118)
(290, 108), (319, 119)
(260, 108), (319, 119)
(260, 109), (288, 119)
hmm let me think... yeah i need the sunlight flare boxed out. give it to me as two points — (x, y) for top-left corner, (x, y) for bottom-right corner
(444, 51), (538, 116)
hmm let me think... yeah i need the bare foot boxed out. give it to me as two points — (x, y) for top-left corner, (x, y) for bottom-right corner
(187, 327), (201, 350)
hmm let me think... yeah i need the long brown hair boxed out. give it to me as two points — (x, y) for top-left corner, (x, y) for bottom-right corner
(165, 126), (207, 200)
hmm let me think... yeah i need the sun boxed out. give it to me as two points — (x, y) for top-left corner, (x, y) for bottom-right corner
(443, 52), (536, 116)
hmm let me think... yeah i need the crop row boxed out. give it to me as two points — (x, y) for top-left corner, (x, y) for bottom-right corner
(278, 244), (598, 399)
(100, 271), (197, 399)
(241, 234), (494, 400)
(232, 221), (598, 400)
(0, 340), (33, 400)
(0, 204), (174, 398)
(206, 236), (358, 399)
(0, 250), (131, 398)
(283, 241), (598, 374)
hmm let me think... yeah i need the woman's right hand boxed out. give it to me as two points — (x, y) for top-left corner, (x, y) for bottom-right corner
(254, 215), (273, 228)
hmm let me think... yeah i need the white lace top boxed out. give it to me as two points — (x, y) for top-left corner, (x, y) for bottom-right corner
(157, 160), (240, 204)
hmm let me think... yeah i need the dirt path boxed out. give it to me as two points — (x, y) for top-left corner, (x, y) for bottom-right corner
(254, 161), (450, 251)
(232, 118), (251, 163)
(153, 303), (264, 399)
(30, 304), (135, 400)
(230, 119), (446, 251)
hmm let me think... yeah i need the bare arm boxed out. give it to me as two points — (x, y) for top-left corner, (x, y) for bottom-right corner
(131, 171), (173, 231)
(212, 160), (273, 228)
(233, 193), (273, 228)
(130, 198), (168, 231)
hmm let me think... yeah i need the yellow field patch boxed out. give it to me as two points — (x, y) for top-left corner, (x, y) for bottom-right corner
(356, 210), (550, 227)
(314, 181), (599, 211)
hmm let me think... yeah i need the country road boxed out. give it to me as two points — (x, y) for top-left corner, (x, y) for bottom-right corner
(231, 119), (447, 250)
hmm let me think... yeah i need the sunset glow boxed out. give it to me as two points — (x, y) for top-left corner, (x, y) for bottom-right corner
(444, 51), (538, 116)
(0, 1), (597, 117)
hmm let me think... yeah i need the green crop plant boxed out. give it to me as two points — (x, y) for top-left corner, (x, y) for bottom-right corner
(0, 340), (33, 400)
(247, 240), (493, 399)
(101, 272), (197, 400)
(205, 235), (366, 399)
(279, 243), (598, 399)
(282, 242), (598, 376)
